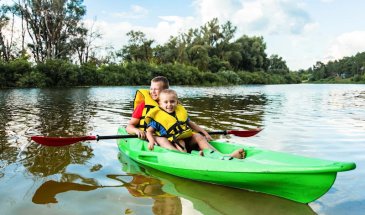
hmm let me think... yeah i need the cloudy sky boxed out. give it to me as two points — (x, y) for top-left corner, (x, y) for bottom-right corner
(85, 0), (364, 70)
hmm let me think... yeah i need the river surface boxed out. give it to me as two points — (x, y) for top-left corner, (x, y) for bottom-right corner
(0, 84), (364, 215)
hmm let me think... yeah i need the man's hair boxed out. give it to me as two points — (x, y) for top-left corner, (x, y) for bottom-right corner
(151, 76), (169, 89)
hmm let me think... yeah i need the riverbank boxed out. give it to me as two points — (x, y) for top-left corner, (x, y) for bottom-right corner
(305, 76), (365, 84)
(1, 60), (301, 88)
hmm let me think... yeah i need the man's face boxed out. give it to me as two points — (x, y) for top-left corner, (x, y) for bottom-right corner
(150, 81), (164, 101)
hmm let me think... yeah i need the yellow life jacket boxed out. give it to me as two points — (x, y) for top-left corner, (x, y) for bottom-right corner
(145, 104), (193, 142)
(133, 89), (159, 131)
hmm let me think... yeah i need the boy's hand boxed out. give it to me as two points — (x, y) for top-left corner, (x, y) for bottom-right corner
(148, 141), (155, 150)
(203, 132), (213, 141)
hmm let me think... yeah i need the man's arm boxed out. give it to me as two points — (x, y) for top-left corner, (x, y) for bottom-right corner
(126, 118), (146, 139)
(126, 102), (146, 139)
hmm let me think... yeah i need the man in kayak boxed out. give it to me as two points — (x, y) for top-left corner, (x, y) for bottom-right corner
(145, 89), (246, 159)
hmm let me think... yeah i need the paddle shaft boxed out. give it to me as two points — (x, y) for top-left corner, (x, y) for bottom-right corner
(207, 131), (228, 135)
(96, 134), (138, 140)
(96, 131), (228, 140)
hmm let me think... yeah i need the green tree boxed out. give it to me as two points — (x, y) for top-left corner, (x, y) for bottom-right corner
(187, 44), (208, 71)
(0, 58), (32, 87)
(183, 28), (201, 65)
(235, 35), (268, 72)
(311, 61), (326, 81)
(154, 36), (180, 64)
(200, 18), (222, 57)
(121, 30), (154, 63)
(13, 0), (87, 62)
(35, 59), (79, 86)
(268, 54), (289, 74)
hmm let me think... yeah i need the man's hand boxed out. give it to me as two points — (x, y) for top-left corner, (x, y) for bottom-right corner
(135, 129), (146, 139)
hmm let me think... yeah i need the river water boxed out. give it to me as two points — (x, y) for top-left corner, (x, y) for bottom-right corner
(0, 84), (364, 215)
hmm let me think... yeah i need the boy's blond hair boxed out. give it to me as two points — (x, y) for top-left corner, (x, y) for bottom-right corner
(159, 89), (178, 99)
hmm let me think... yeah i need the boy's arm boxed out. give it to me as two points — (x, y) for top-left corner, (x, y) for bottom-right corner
(187, 121), (213, 141)
(146, 127), (157, 150)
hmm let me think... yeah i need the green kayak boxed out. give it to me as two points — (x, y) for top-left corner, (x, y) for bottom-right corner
(117, 127), (356, 203)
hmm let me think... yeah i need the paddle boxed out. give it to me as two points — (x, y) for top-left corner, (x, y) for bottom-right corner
(31, 128), (262, 147)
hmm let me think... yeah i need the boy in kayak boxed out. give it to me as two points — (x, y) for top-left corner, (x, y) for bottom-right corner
(145, 89), (245, 159)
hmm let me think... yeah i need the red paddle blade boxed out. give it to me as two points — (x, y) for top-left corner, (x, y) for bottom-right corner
(31, 136), (97, 146)
(227, 128), (262, 137)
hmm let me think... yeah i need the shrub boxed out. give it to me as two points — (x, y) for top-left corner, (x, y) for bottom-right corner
(17, 70), (47, 88)
(216, 70), (241, 85)
(35, 59), (79, 87)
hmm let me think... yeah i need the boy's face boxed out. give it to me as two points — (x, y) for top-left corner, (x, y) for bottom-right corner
(150, 81), (165, 101)
(158, 93), (177, 113)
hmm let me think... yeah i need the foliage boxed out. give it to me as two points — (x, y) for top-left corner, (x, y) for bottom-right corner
(234, 35), (268, 72)
(268, 54), (289, 74)
(304, 52), (365, 82)
(0, 60), (302, 88)
(78, 62), (98, 85)
(11, 0), (87, 62)
(216, 70), (241, 84)
(17, 70), (47, 87)
(121, 31), (154, 63)
(0, 58), (32, 87)
(35, 59), (79, 86)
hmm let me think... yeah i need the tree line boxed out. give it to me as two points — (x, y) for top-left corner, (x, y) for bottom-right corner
(300, 52), (365, 83)
(0, 0), (362, 88)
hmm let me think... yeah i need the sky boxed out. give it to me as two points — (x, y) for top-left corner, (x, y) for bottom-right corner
(81, 0), (365, 70)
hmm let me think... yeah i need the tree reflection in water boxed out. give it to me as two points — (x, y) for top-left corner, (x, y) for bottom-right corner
(1, 88), (95, 177)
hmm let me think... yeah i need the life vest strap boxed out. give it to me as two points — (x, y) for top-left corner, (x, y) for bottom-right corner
(166, 121), (186, 134)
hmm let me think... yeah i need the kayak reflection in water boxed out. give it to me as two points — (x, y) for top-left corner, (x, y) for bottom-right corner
(109, 174), (183, 215)
(32, 180), (98, 204)
(145, 89), (245, 159)
(32, 173), (182, 215)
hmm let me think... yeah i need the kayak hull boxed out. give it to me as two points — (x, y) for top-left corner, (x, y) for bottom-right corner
(117, 128), (356, 203)
(118, 153), (317, 214)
